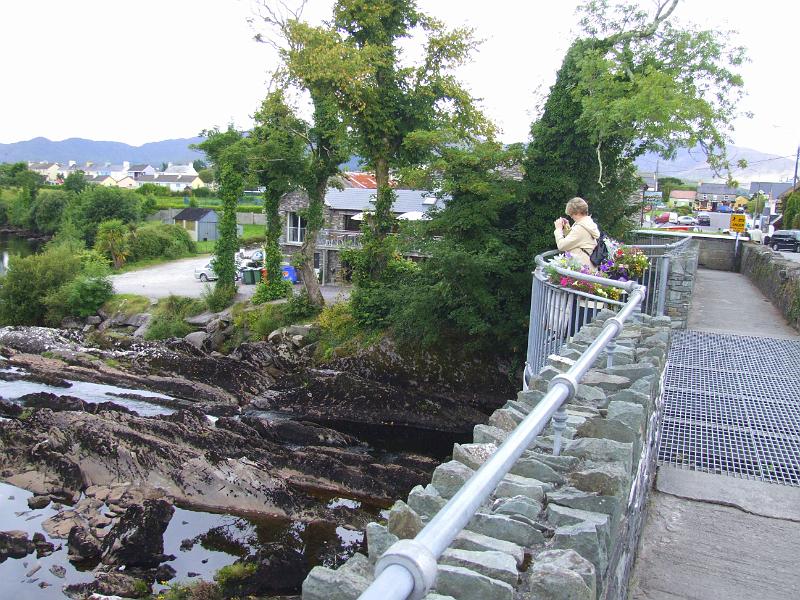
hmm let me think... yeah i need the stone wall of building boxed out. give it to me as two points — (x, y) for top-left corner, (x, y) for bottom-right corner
(740, 243), (800, 332)
(301, 311), (672, 600)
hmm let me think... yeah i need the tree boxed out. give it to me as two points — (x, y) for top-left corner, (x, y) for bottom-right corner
(63, 170), (87, 193)
(198, 168), (215, 184)
(279, 0), (491, 279)
(192, 159), (207, 171)
(781, 192), (800, 231)
(196, 127), (246, 296)
(30, 188), (71, 234)
(94, 219), (131, 269)
(524, 0), (747, 254)
(68, 186), (142, 245)
(657, 176), (685, 206)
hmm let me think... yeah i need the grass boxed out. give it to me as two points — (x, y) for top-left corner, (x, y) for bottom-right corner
(144, 295), (206, 340)
(102, 294), (151, 316)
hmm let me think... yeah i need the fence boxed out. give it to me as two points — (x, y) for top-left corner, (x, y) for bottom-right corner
(524, 236), (692, 385)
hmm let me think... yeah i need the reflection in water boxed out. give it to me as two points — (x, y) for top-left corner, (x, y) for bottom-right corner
(0, 232), (42, 275)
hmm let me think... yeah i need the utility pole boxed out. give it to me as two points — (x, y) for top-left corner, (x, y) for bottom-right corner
(793, 145), (799, 191)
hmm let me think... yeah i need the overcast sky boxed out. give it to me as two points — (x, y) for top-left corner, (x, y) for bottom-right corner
(1, 0), (798, 158)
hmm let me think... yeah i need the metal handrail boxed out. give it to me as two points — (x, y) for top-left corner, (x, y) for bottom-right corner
(358, 262), (647, 600)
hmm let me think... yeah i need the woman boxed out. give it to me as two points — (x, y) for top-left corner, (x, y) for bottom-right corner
(553, 197), (599, 268)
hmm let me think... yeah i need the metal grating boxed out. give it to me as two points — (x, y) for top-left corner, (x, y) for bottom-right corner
(657, 330), (800, 486)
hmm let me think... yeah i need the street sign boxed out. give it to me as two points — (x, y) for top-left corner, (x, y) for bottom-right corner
(730, 214), (746, 233)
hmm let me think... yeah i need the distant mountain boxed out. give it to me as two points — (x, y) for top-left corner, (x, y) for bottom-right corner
(0, 136), (206, 165)
(635, 144), (795, 185)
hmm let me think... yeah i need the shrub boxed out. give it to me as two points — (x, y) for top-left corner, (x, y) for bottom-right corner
(0, 240), (84, 325)
(154, 581), (222, 600)
(202, 283), (235, 312)
(285, 288), (321, 322)
(144, 295), (205, 340)
(102, 294), (151, 317)
(44, 275), (114, 325)
(251, 279), (292, 304)
(128, 222), (196, 262)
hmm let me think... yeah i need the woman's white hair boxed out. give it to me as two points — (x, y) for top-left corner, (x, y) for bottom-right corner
(565, 197), (589, 216)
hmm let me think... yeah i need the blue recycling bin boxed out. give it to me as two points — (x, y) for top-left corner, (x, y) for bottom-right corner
(281, 265), (298, 284)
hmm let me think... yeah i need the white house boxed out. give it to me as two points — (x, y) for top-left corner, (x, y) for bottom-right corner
(162, 163), (198, 176)
(136, 173), (205, 192)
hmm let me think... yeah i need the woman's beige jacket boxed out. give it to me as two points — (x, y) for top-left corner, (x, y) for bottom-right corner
(554, 216), (599, 267)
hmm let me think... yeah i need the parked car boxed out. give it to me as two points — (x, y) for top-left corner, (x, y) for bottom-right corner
(194, 262), (217, 282)
(769, 230), (800, 252)
(697, 213), (711, 226)
(195, 261), (242, 282)
(654, 212), (670, 224)
(677, 215), (697, 226)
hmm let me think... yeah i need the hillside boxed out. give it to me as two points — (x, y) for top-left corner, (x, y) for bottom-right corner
(0, 136), (205, 165)
(634, 144), (795, 184)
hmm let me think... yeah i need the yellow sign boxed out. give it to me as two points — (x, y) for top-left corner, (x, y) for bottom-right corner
(730, 214), (746, 233)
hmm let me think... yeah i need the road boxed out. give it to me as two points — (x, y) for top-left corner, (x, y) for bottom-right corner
(109, 256), (351, 303)
(779, 250), (800, 263)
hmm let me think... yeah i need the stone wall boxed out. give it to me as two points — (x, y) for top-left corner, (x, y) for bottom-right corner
(301, 311), (672, 600)
(740, 243), (800, 332)
(663, 240), (699, 329)
(631, 230), (740, 271)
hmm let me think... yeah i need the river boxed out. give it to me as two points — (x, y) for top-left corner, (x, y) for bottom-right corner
(0, 230), (43, 275)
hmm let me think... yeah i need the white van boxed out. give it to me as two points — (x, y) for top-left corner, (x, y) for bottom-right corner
(668, 212), (679, 224)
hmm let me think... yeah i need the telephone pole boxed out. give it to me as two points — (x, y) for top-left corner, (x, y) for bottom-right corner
(793, 145), (799, 191)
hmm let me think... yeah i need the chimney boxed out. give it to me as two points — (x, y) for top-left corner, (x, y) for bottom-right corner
(68, 160), (76, 167)
(122, 160), (130, 171)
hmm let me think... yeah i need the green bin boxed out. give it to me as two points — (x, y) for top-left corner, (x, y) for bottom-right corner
(242, 269), (257, 285)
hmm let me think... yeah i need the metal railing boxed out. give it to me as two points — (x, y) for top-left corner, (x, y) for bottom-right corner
(524, 236), (692, 383)
(358, 264), (646, 600)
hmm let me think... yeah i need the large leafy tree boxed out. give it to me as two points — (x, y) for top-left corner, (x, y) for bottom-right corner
(524, 0), (746, 253)
(279, 0), (491, 279)
(250, 84), (348, 307)
(195, 127), (248, 295)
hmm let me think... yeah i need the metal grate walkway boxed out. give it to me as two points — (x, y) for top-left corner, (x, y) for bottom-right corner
(658, 330), (800, 486)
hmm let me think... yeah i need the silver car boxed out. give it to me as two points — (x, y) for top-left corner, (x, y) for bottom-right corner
(194, 262), (218, 282)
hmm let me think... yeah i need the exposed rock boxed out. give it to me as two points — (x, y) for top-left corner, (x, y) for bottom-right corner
(27, 494), (51, 509)
(546, 488), (620, 518)
(64, 572), (148, 599)
(101, 498), (174, 568)
(495, 473), (550, 501)
(49, 564), (66, 578)
(510, 456), (565, 484)
(67, 524), (102, 563)
(607, 401), (646, 433)
(302, 553), (372, 600)
(452, 442), (497, 470)
(0, 530), (35, 561)
(580, 371), (631, 392)
(184, 331), (208, 350)
(0, 398), (22, 417)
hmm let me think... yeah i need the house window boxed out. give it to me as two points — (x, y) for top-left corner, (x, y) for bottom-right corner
(343, 214), (361, 232)
(287, 212), (307, 243)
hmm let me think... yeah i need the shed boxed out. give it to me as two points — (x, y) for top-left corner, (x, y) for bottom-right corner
(172, 208), (219, 242)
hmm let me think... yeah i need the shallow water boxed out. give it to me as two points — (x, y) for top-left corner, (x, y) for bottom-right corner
(0, 366), (175, 417)
(0, 480), (376, 598)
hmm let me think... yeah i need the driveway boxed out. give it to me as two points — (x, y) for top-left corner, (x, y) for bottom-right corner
(110, 256), (351, 303)
(779, 250), (800, 264)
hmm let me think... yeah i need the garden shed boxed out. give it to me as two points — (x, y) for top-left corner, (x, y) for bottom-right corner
(172, 208), (219, 242)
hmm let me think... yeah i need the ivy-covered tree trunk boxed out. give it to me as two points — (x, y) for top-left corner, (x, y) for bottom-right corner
(262, 191), (284, 289)
(214, 161), (243, 291)
(299, 179), (326, 307)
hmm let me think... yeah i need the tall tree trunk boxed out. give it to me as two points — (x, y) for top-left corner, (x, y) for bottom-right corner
(373, 155), (393, 239)
(300, 179), (326, 307)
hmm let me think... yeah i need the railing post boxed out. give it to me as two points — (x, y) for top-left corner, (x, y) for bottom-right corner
(606, 338), (616, 368)
(551, 406), (568, 455)
(656, 255), (670, 316)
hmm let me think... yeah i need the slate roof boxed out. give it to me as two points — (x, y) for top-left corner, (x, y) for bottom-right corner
(173, 208), (216, 221)
(323, 188), (445, 213)
(137, 174), (200, 184)
(749, 181), (793, 199)
(697, 183), (742, 195)
(128, 164), (151, 171)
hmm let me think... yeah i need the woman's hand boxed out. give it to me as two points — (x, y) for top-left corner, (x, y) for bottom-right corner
(554, 218), (564, 230)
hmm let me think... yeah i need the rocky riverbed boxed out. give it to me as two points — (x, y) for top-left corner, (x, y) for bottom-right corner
(0, 322), (513, 598)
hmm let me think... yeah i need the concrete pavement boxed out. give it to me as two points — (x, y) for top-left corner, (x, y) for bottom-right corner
(629, 268), (800, 600)
(109, 256), (350, 304)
